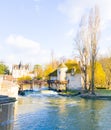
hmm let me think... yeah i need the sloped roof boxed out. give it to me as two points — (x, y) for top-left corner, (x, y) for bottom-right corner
(58, 62), (67, 68)
(48, 62), (81, 77)
(49, 70), (57, 76)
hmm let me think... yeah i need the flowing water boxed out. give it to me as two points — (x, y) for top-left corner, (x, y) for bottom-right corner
(13, 88), (111, 130)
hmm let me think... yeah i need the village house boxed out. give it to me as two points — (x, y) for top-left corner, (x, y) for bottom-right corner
(48, 62), (82, 91)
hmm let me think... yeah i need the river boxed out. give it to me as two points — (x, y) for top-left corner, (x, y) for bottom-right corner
(13, 88), (111, 130)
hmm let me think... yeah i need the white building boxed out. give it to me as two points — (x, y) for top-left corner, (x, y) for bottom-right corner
(57, 63), (68, 81)
(66, 68), (82, 90)
(49, 62), (82, 90)
(49, 63), (68, 81)
(12, 63), (29, 79)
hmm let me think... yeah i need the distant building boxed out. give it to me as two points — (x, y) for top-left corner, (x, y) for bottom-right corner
(12, 62), (30, 79)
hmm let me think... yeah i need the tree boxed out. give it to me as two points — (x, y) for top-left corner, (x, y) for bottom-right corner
(0, 62), (10, 74)
(95, 62), (106, 87)
(75, 15), (89, 91)
(44, 58), (59, 79)
(99, 57), (111, 88)
(88, 62), (106, 88)
(44, 64), (54, 79)
(65, 59), (81, 73)
(89, 6), (100, 94)
(34, 64), (43, 79)
(18, 76), (32, 84)
(50, 50), (59, 69)
(75, 6), (100, 94)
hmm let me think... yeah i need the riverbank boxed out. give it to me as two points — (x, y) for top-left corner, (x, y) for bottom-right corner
(58, 90), (81, 97)
(80, 93), (111, 100)
(58, 89), (111, 100)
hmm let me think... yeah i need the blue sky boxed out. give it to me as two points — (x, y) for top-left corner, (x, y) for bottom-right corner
(0, 0), (111, 68)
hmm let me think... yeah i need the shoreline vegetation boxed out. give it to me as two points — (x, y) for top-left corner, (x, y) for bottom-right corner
(58, 89), (111, 100)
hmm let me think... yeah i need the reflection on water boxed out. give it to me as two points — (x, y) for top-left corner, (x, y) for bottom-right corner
(12, 89), (111, 130)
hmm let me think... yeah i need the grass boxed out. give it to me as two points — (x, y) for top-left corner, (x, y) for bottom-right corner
(59, 90), (80, 96)
(95, 89), (111, 96)
(60, 89), (111, 96)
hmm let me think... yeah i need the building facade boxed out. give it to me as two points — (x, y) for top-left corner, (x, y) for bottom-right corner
(49, 62), (82, 90)
(12, 63), (29, 79)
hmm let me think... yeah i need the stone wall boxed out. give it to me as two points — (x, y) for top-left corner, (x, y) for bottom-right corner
(0, 80), (19, 98)
(49, 83), (66, 91)
(0, 96), (16, 130)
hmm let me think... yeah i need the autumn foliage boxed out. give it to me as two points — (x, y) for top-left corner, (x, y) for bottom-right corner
(88, 62), (106, 88)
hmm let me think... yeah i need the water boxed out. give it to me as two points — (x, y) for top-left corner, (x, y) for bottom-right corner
(13, 88), (111, 130)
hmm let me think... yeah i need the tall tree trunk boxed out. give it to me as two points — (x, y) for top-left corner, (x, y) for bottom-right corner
(84, 56), (88, 91)
(89, 6), (100, 95)
(91, 55), (95, 94)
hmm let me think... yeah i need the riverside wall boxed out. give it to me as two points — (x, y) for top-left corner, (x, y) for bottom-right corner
(0, 95), (16, 130)
(0, 80), (19, 99)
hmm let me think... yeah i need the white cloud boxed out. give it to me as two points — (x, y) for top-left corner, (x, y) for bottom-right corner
(5, 34), (50, 66)
(6, 34), (40, 50)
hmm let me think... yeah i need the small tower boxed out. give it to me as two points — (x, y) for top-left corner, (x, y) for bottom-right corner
(18, 61), (22, 69)
(57, 62), (68, 81)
